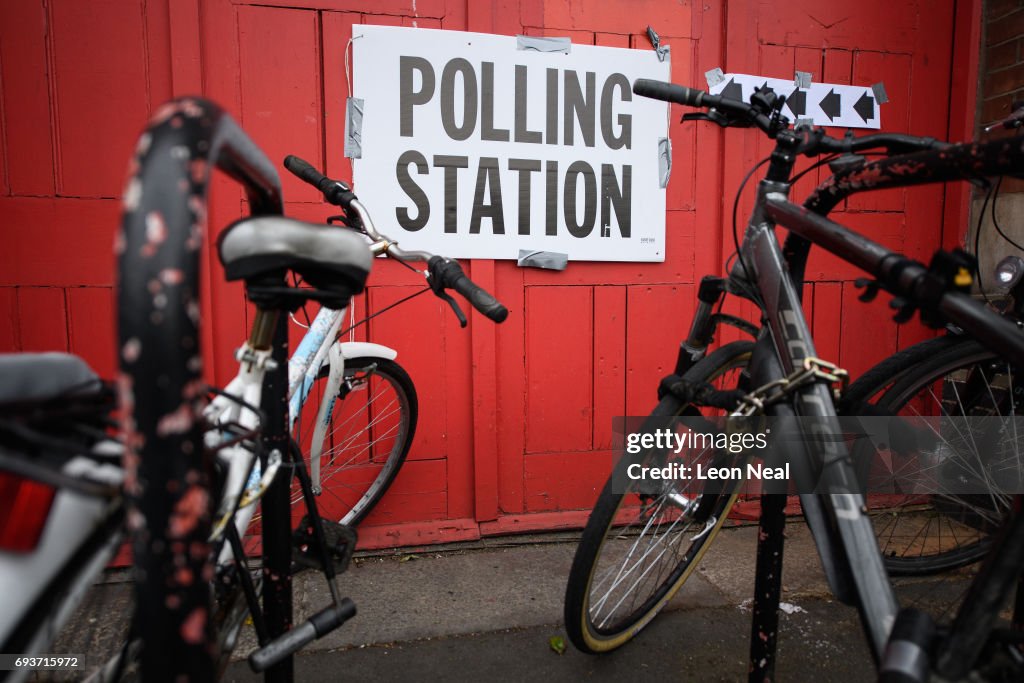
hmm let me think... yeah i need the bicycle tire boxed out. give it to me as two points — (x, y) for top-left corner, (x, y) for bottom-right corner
(564, 341), (753, 654)
(308, 356), (417, 527)
(842, 335), (1016, 575)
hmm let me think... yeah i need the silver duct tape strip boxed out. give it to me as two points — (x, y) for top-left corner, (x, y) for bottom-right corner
(872, 82), (889, 105)
(795, 117), (815, 129)
(517, 249), (568, 270)
(705, 67), (725, 88)
(658, 137), (672, 188)
(645, 26), (670, 63)
(345, 96), (364, 159)
(516, 35), (571, 54)
(794, 71), (812, 89)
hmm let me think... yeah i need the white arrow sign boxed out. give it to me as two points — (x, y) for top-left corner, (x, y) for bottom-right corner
(708, 73), (881, 129)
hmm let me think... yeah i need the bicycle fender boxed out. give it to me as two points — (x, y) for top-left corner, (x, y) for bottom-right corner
(337, 342), (398, 361)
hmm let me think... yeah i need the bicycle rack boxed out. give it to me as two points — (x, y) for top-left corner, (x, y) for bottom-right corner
(748, 494), (787, 683)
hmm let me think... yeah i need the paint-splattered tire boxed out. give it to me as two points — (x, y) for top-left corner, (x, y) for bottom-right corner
(564, 341), (752, 654)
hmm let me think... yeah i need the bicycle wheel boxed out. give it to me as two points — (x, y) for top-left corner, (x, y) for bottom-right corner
(564, 341), (753, 654)
(843, 335), (1017, 575)
(295, 356), (416, 528)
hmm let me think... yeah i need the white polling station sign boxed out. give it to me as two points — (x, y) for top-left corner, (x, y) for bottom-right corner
(351, 25), (671, 262)
(709, 74), (882, 129)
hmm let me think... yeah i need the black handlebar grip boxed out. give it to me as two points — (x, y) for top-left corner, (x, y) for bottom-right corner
(451, 272), (509, 323)
(429, 257), (509, 323)
(284, 155), (329, 189)
(632, 79), (705, 107)
(284, 154), (356, 208)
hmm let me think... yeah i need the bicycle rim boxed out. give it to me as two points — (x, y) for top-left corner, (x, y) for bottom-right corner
(849, 338), (1017, 576)
(565, 341), (752, 653)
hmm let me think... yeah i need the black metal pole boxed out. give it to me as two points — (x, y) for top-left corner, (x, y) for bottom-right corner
(261, 316), (294, 682)
(749, 494), (787, 683)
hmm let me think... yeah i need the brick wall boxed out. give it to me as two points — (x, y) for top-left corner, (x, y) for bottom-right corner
(970, 0), (1024, 287)
(982, 0), (1024, 129)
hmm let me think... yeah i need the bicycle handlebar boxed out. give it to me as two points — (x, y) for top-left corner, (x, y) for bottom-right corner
(428, 256), (508, 323)
(632, 78), (948, 156)
(284, 156), (509, 325)
(284, 155), (356, 208)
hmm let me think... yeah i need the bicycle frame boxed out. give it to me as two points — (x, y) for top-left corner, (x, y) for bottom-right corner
(685, 131), (1024, 669)
(208, 300), (399, 553)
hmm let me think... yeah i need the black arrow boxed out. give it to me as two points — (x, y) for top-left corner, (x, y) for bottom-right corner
(819, 89), (841, 121)
(786, 88), (807, 117)
(853, 91), (875, 122)
(720, 78), (743, 101)
(756, 81), (775, 98)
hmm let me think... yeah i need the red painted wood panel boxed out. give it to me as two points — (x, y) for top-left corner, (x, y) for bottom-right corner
(625, 283), (695, 416)
(525, 285), (593, 453)
(67, 287), (116, 379)
(847, 51), (912, 213)
(169, 0), (203, 96)
(495, 262), (527, 514)
(0, 0), (54, 196)
(361, 458), (447, 525)
(811, 282), (842, 365)
(237, 6), (323, 204)
(839, 281), (899, 380)
(49, 0), (151, 198)
(528, 0), (694, 38)
(0, 0), (971, 545)
(233, 0), (446, 18)
(0, 198), (120, 287)
(524, 450), (613, 513)
(755, 0), (921, 53)
(16, 287), (68, 352)
(592, 286), (626, 450)
(0, 289), (19, 352)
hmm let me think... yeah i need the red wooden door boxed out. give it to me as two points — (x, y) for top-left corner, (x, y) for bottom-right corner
(0, 0), (978, 548)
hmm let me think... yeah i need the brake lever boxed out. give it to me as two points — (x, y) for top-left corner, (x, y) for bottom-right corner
(425, 263), (469, 327)
(682, 110), (747, 128)
(438, 291), (468, 327)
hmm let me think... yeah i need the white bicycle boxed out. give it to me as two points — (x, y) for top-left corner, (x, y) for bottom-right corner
(0, 97), (506, 682)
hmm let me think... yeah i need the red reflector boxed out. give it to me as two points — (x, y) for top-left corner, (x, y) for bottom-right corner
(0, 471), (57, 552)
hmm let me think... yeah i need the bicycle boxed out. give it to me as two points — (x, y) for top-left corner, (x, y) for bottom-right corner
(0, 353), (124, 683)
(564, 79), (1024, 681)
(0, 95), (508, 682)
(265, 152), (506, 533)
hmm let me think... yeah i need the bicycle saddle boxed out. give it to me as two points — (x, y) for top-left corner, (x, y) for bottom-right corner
(0, 353), (101, 406)
(217, 216), (372, 301)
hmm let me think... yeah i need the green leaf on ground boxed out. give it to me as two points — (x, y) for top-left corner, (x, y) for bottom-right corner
(549, 635), (566, 655)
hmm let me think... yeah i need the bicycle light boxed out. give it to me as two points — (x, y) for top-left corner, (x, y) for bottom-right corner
(0, 471), (56, 553)
(994, 255), (1024, 291)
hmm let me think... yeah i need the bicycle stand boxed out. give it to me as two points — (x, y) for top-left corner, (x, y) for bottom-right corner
(748, 493), (787, 683)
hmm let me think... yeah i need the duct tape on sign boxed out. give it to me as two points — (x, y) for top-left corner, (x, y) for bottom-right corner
(709, 73), (883, 129)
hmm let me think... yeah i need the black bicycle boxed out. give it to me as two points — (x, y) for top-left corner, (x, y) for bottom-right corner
(565, 79), (1024, 681)
(115, 97), (507, 681)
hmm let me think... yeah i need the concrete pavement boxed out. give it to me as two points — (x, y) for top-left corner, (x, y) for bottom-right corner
(48, 520), (973, 682)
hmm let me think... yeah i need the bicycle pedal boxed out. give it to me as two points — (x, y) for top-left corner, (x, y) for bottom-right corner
(291, 515), (357, 573)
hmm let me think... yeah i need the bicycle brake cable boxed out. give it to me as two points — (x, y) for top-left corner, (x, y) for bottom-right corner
(731, 155), (771, 304)
(336, 286), (432, 337)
